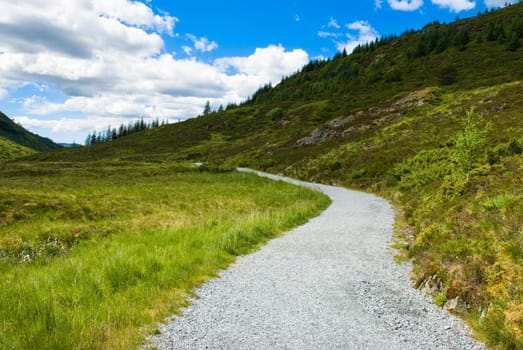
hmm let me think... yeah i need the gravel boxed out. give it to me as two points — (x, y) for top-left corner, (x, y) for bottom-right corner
(145, 169), (486, 350)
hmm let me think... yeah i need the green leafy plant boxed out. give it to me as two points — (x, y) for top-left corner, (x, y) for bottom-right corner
(451, 108), (489, 179)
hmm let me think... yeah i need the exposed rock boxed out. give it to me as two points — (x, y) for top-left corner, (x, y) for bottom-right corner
(419, 274), (442, 297)
(296, 128), (340, 146)
(444, 296), (467, 314)
(343, 124), (371, 136)
(391, 87), (438, 110)
(296, 87), (438, 147)
(327, 115), (356, 128)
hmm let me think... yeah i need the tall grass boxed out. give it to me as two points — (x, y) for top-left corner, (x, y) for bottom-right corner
(0, 162), (330, 349)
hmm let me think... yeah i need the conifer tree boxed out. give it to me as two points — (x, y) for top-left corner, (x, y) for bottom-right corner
(203, 101), (211, 115)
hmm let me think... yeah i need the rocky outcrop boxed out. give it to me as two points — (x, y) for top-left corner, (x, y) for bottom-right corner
(294, 87), (439, 147)
(296, 128), (340, 146)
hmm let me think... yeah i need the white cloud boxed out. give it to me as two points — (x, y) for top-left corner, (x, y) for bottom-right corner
(328, 18), (341, 29)
(186, 34), (218, 52)
(387, 0), (478, 12)
(431, 0), (476, 11)
(336, 21), (379, 53)
(312, 55), (329, 61)
(0, 1), (309, 141)
(15, 115), (129, 133)
(182, 46), (193, 55)
(93, 0), (178, 36)
(375, 0), (383, 9)
(215, 45), (309, 84)
(484, 0), (517, 7)
(387, 0), (424, 11)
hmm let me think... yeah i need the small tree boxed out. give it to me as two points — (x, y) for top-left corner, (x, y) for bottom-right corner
(203, 100), (211, 115)
(452, 108), (489, 179)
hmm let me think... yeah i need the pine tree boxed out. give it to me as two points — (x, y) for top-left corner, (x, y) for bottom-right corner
(203, 100), (211, 115)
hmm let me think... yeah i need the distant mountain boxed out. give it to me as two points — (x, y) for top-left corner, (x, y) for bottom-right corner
(58, 143), (83, 148)
(0, 111), (60, 153)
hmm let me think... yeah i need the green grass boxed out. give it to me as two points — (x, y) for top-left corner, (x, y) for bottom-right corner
(0, 162), (330, 349)
(0, 137), (36, 162)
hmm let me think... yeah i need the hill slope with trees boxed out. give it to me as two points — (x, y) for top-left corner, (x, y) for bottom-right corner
(0, 111), (60, 159)
(27, 3), (523, 348)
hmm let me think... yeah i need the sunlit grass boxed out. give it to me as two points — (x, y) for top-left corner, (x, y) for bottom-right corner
(0, 137), (35, 162)
(0, 161), (330, 349)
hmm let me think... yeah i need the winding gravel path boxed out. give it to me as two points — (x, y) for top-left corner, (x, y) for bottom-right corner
(146, 169), (486, 350)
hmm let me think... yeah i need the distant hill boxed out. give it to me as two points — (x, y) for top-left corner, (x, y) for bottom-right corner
(0, 111), (60, 153)
(24, 4), (523, 348)
(58, 143), (83, 148)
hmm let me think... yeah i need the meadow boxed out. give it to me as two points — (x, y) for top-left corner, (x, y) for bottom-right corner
(0, 161), (330, 349)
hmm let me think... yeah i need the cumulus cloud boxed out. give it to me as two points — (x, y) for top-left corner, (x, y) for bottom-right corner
(386, 0), (479, 11)
(336, 21), (380, 53)
(431, 0), (476, 11)
(0, 1), (166, 59)
(15, 115), (130, 133)
(0, 0), (309, 140)
(387, 0), (424, 11)
(484, 0), (517, 6)
(215, 45), (309, 84)
(93, 0), (178, 36)
(186, 34), (218, 52)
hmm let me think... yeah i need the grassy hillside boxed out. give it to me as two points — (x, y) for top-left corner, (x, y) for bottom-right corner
(0, 161), (329, 349)
(0, 111), (60, 153)
(0, 137), (35, 162)
(21, 3), (523, 348)
(36, 4), (522, 163)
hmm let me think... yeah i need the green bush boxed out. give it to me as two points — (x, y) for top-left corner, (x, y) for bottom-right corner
(451, 109), (489, 178)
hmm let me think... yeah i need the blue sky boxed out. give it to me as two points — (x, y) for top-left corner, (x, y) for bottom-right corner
(0, 0), (516, 143)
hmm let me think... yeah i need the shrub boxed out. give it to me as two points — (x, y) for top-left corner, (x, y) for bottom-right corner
(439, 66), (458, 85)
(451, 109), (489, 179)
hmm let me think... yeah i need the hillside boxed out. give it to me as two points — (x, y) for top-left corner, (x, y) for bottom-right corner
(26, 3), (523, 348)
(0, 137), (35, 162)
(0, 111), (60, 155)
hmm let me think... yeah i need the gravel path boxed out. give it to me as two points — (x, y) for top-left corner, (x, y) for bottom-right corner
(146, 169), (486, 350)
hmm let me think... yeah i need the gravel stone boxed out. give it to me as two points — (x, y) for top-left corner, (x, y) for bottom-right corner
(145, 169), (486, 350)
